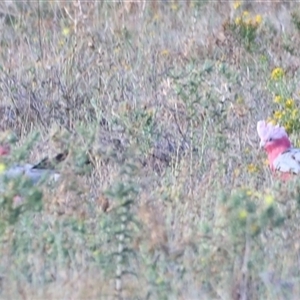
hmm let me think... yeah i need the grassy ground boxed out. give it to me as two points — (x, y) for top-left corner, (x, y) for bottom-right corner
(1, 1), (300, 299)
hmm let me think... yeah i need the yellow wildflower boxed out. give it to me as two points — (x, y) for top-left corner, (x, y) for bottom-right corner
(153, 14), (160, 21)
(170, 3), (179, 11)
(247, 163), (258, 173)
(273, 110), (282, 120)
(246, 189), (252, 196)
(243, 11), (249, 17)
(271, 67), (284, 80)
(264, 194), (274, 206)
(285, 98), (295, 109)
(267, 117), (276, 125)
(236, 96), (244, 104)
(292, 108), (298, 118)
(235, 17), (242, 26)
(274, 95), (282, 103)
(234, 168), (241, 177)
(233, 1), (241, 10)
(123, 63), (131, 71)
(114, 46), (120, 54)
(260, 55), (267, 63)
(239, 209), (247, 220)
(0, 163), (6, 173)
(156, 277), (164, 284)
(255, 14), (262, 25)
(62, 27), (70, 36)
(284, 122), (292, 134)
(161, 49), (170, 56)
(244, 147), (250, 154)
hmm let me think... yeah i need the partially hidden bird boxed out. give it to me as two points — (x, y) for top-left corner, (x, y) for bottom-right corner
(0, 145), (67, 184)
(257, 120), (300, 179)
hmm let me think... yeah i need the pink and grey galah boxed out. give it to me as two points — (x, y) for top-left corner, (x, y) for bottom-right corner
(257, 120), (300, 179)
(0, 145), (64, 184)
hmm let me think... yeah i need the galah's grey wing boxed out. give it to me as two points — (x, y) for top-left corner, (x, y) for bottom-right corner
(273, 148), (300, 174)
(4, 164), (60, 184)
(4, 164), (34, 179)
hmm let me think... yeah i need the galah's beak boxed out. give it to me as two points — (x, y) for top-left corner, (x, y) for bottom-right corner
(259, 140), (266, 149)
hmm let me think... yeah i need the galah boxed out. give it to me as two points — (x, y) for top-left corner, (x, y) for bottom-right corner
(257, 120), (300, 178)
(0, 145), (66, 184)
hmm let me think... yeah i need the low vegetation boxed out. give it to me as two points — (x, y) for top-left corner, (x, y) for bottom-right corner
(0, 1), (300, 298)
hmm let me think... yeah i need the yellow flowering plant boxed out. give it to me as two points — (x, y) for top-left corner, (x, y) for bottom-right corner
(233, 1), (241, 10)
(247, 163), (259, 173)
(228, 6), (262, 50)
(271, 67), (285, 81)
(268, 68), (300, 135)
(268, 96), (300, 135)
(222, 188), (282, 238)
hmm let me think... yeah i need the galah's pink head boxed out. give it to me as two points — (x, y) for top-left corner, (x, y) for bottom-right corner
(0, 145), (10, 156)
(257, 120), (291, 153)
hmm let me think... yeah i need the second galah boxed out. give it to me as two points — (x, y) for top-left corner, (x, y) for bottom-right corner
(257, 120), (300, 177)
(0, 145), (66, 184)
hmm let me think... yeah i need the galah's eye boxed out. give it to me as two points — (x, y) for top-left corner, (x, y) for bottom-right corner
(268, 137), (273, 142)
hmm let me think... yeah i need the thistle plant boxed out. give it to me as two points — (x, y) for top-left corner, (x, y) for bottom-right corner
(105, 158), (140, 299)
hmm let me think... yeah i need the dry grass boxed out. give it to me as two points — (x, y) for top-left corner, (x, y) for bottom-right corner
(0, 0), (300, 299)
